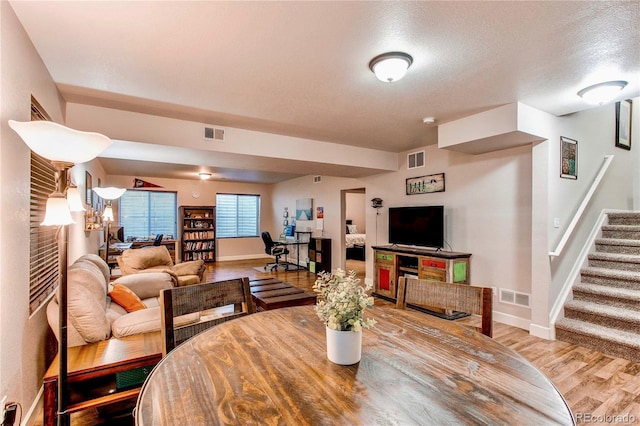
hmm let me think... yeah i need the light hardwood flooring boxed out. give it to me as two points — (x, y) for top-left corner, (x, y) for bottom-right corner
(32, 258), (640, 425)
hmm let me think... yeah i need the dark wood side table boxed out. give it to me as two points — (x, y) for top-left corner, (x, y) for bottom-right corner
(43, 332), (161, 426)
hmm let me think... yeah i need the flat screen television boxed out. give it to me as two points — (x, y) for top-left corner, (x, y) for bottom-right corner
(388, 205), (444, 249)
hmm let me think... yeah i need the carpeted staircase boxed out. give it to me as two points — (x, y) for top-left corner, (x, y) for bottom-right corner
(555, 212), (640, 362)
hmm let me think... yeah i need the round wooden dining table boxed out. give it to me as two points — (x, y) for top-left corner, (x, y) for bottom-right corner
(135, 305), (574, 425)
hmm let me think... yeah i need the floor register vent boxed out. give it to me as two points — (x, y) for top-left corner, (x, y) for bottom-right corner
(204, 126), (225, 141)
(499, 289), (530, 307)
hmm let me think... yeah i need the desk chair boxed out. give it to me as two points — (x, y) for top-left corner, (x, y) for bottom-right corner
(153, 234), (164, 246)
(160, 277), (256, 355)
(396, 277), (493, 337)
(261, 231), (290, 271)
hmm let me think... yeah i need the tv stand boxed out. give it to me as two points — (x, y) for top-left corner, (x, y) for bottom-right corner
(372, 245), (471, 304)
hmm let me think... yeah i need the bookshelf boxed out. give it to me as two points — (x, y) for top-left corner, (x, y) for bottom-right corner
(179, 206), (216, 262)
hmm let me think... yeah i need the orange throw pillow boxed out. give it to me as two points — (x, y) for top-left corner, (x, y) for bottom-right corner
(109, 284), (146, 313)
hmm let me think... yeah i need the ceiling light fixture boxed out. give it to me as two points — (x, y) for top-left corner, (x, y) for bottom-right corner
(199, 172), (212, 180)
(369, 52), (413, 83)
(577, 80), (628, 105)
(422, 117), (436, 124)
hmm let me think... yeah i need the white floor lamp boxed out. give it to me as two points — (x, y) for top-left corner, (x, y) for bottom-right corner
(8, 120), (111, 426)
(93, 187), (126, 266)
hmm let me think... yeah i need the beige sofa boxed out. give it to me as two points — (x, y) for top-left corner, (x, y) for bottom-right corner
(47, 254), (177, 347)
(116, 245), (206, 286)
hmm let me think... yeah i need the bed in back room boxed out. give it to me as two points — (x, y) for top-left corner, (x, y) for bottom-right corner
(346, 220), (366, 261)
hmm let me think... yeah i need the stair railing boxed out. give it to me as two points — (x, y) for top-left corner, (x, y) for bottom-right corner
(549, 155), (614, 257)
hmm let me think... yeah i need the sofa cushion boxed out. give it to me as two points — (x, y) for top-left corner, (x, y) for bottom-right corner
(177, 275), (201, 287)
(111, 307), (162, 338)
(109, 284), (146, 312)
(67, 282), (111, 342)
(173, 260), (205, 277)
(118, 246), (174, 275)
(113, 272), (175, 299)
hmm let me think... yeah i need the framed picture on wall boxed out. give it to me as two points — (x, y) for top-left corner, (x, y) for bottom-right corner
(85, 171), (93, 204)
(560, 136), (578, 180)
(615, 99), (632, 150)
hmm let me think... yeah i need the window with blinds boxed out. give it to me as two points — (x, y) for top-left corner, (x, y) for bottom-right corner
(119, 190), (177, 240)
(216, 194), (260, 238)
(29, 96), (58, 314)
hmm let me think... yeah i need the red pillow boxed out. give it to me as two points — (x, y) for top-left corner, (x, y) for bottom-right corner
(109, 284), (146, 312)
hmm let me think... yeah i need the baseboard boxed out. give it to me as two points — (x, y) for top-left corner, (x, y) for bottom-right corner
(493, 311), (531, 332)
(21, 385), (43, 426)
(529, 323), (554, 340)
(217, 254), (273, 261)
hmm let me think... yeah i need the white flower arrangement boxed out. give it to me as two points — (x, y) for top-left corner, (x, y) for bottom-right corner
(313, 269), (376, 332)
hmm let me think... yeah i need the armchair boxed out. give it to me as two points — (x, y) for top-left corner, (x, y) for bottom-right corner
(261, 231), (290, 271)
(117, 245), (206, 286)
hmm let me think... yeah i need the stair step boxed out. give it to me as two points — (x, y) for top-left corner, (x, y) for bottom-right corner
(601, 225), (640, 240)
(595, 238), (640, 255)
(580, 267), (640, 290)
(555, 317), (640, 362)
(573, 282), (640, 309)
(608, 212), (640, 226)
(588, 252), (640, 272)
(564, 299), (640, 332)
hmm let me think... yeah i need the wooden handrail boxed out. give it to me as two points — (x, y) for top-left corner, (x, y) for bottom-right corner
(549, 155), (614, 257)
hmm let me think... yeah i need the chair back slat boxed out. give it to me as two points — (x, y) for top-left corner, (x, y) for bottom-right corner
(161, 277), (255, 355)
(397, 277), (492, 337)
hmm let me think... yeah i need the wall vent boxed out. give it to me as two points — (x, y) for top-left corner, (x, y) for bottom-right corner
(408, 150), (425, 169)
(313, 176), (322, 183)
(499, 289), (530, 307)
(204, 126), (225, 141)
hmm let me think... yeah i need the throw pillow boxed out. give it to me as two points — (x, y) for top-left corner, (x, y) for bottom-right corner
(109, 283), (146, 313)
(347, 224), (358, 234)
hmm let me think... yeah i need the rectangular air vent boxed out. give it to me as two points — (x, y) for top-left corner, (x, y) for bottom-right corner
(408, 150), (425, 169)
(313, 175), (322, 183)
(499, 289), (530, 307)
(204, 126), (225, 141)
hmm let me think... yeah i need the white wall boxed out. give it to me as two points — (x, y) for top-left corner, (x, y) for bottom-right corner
(1, 1), (65, 414)
(345, 192), (366, 234)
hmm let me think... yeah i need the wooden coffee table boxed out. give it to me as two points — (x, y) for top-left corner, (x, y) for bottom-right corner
(249, 278), (316, 311)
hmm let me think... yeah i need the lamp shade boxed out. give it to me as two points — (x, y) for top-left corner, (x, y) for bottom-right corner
(41, 193), (74, 226)
(8, 120), (111, 163)
(369, 52), (413, 83)
(102, 205), (114, 222)
(93, 187), (126, 200)
(66, 186), (86, 212)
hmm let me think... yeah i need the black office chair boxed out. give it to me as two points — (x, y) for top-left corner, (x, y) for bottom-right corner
(261, 231), (290, 271)
(153, 234), (164, 246)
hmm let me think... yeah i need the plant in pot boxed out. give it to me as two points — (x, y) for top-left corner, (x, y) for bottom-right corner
(313, 269), (376, 365)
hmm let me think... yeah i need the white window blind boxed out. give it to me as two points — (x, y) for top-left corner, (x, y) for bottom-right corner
(216, 194), (260, 238)
(119, 190), (177, 240)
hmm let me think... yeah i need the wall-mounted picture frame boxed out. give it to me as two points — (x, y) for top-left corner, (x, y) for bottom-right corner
(615, 99), (632, 150)
(85, 171), (93, 204)
(560, 136), (578, 180)
(406, 173), (445, 195)
(296, 198), (313, 221)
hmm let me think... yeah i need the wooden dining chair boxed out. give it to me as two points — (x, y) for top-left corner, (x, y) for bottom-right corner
(160, 277), (256, 355)
(396, 277), (493, 337)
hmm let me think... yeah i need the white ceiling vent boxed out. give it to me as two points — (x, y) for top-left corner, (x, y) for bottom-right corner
(408, 150), (425, 169)
(499, 289), (530, 308)
(313, 175), (322, 183)
(204, 126), (225, 141)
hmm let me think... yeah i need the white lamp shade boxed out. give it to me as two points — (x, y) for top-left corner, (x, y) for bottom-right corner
(102, 205), (114, 221)
(41, 193), (74, 226)
(369, 52), (413, 83)
(66, 186), (86, 212)
(93, 186), (126, 200)
(8, 120), (111, 164)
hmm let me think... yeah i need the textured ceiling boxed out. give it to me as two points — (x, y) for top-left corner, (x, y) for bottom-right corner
(9, 1), (640, 182)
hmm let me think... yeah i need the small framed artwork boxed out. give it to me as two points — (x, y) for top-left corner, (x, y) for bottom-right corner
(406, 173), (445, 195)
(85, 171), (93, 204)
(560, 136), (578, 180)
(615, 99), (632, 150)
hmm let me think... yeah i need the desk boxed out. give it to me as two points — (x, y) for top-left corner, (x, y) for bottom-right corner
(99, 242), (132, 270)
(135, 306), (574, 425)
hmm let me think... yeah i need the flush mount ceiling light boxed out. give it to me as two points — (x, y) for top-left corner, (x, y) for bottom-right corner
(199, 172), (212, 180)
(369, 52), (413, 83)
(577, 80), (628, 105)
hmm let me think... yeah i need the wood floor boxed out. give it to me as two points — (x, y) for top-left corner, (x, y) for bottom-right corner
(33, 258), (640, 425)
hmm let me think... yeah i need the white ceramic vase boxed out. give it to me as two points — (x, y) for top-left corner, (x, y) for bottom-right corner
(325, 326), (362, 365)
